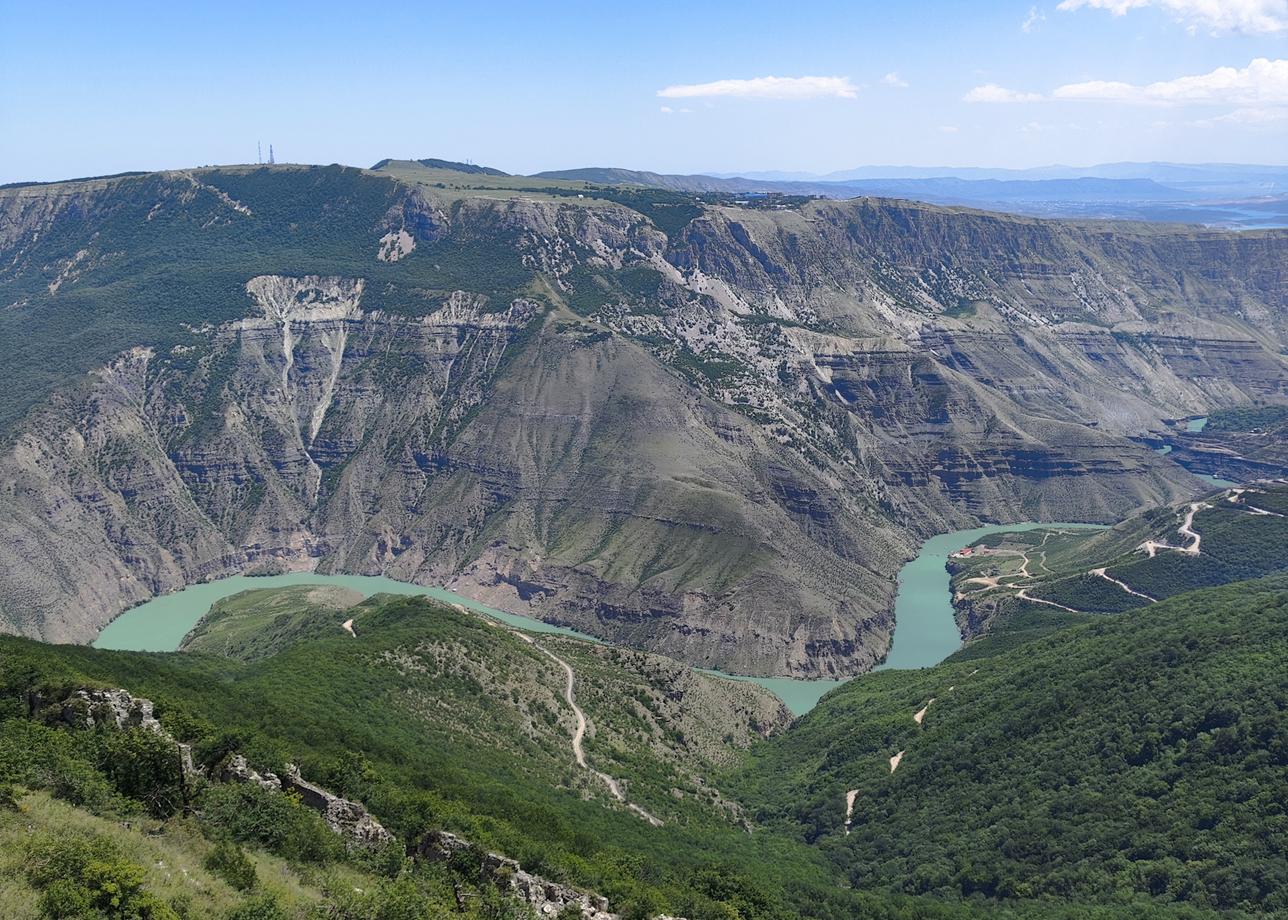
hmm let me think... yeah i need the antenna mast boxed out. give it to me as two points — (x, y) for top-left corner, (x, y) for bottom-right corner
(257, 141), (262, 165)
(268, 144), (275, 165)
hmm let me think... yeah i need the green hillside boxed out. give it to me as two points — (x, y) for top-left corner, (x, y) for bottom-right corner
(0, 593), (845, 919)
(733, 575), (1288, 915)
(0, 165), (538, 433)
(950, 483), (1288, 638)
(179, 585), (363, 661)
(8, 583), (1272, 918)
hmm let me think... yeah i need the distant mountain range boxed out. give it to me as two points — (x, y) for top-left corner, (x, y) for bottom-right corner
(721, 161), (1288, 184)
(528, 161), (1288, 228)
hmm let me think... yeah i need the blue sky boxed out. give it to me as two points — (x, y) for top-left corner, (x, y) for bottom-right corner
(2, 0), (1286, 183)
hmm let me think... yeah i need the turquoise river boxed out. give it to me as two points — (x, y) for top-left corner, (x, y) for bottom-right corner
(95, 523), (1105, 715)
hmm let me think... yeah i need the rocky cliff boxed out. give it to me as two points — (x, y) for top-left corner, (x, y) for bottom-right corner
(0, 164), (1283, 675)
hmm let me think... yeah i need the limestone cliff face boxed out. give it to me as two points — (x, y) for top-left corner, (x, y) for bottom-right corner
(0, 168), (1283, 675)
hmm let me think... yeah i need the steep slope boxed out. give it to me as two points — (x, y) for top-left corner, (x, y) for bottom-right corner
(733, 575), (1288, 914)
(5, 583), (1277, 919)
(1, 163), (1284, 675)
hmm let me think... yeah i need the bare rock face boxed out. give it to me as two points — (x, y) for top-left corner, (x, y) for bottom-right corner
(0, 170), (1284, 676)
(219, 754), (281, 791)
(56, 688), (164, 732)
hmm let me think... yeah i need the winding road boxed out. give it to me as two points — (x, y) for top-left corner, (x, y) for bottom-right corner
(957, 499), (1229, 613)
(516, 632), (664, 826)
(344, 604), (663, 827)
(1141, 502), (1207, 557)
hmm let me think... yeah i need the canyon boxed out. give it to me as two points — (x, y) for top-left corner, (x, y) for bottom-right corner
(0, 161), (1284, 676)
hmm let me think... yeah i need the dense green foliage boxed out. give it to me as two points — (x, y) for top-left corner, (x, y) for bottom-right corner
(1028, 572), (1148, 613)
(25, 830), (179, 919)
(954, 487), (1288, 629)
(1073, 501), (1288, 604)
(204, 840), (259, 892)
(562, 262), (666, 317)
(6, 587), (1255, 917)
(734, 575), (1288, 915)
(534, 186), (704, 235)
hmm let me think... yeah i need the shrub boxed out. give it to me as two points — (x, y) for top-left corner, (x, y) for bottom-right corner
(224, 893), (287, 920)
(205, 840), (258, 891)
(99, 727), (187, 817)
(198, 782), (342, 864)
(0, 720), (123, 813)
(25, 830), (178, 919)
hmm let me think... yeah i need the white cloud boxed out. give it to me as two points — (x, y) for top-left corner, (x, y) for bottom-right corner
(657, 75), (859, 100)
(939, 125), (961, 133)
(1057, 0), (1288, 35)
(1053, 58), (1288, 105)
(881, 72), (909, 88)
(1200, 105), (1288, 125)
(963, 83), (1045, 103)
(1022, 6), (1046, 31)
(659, 105), (691, 115)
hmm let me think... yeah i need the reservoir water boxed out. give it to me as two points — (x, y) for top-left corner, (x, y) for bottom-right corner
(875, 522), (1103, 671)
(94, 572), (596, 652)
(93, 521), (1104, 715)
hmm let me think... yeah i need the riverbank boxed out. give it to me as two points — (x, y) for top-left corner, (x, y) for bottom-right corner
(93, 521), (1106, 716)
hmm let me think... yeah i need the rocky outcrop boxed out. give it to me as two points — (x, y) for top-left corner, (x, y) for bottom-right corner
(53, 687), (164, 733)
(32, 684), (391, 848)
(219, 753), (281, 791)
(280, 763), (393, 846)
(416, 830), (618, 919)
(32, 687), (204, 789)
(218, 754), (393, 846)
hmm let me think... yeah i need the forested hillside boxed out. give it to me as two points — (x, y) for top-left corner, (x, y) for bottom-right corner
(734, 575), (1288, 915)
(8, 578), (1285, 917)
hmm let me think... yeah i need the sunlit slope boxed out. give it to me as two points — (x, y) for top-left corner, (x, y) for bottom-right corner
(733, 574), (1288, 913)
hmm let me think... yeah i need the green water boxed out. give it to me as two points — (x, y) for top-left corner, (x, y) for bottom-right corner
(875, 522), (1104, 672)
(94, 522), (1103, 716)
(714, 521), (1105, 711)
(1195, 472), (1239, 489)
(1186, 416), (1209, 433)
(93, 572), (595, 652)
(700, 671), (846, 716)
